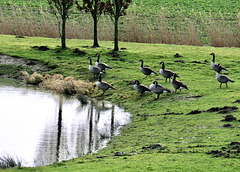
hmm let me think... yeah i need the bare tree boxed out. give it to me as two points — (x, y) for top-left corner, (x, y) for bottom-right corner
(47, 0), (75, 49)
(105, 0), (132, 51)
(76, 0), (106, 47)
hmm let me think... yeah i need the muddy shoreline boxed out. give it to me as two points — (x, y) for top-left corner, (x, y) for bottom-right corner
(0, 55), (50, 80)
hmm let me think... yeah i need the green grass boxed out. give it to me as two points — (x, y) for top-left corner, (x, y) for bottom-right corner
(1, 35), (240, 171)
(1, 0), (239, 19)
(0, 0), (46, 7)
(7, 153), (240, 172)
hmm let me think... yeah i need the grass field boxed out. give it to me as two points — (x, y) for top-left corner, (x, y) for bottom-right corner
(0, 34), (240, 171)
(0, 0), (239, 46)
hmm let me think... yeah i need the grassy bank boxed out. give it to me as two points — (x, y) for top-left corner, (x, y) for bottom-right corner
(1, 35), (240, 171)
(0, 0), (239, 46)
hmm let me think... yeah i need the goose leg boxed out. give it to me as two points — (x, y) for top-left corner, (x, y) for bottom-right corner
(101, 90), (106, 96)
(220, 83), (222, 88)
(226, 83), (228, 88)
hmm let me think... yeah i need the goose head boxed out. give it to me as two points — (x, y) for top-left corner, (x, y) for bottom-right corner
(139, 59), (144, 67)
(159, 62), (165, 69)
(172, 73), (177, 80)
(153, 81), (158, 85)
(96, 53), (100, 62)
(210, 53), (215, 62)
(216, 65), (223, 74)
(87, 57), (92, 65)
(134, 80), (140, 85)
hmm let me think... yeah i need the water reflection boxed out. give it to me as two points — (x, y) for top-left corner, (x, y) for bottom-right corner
(0, 80), (131, 167)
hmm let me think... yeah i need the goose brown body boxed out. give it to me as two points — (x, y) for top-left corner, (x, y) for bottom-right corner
(210, 53), (228, 72)
(149, 81), (171, 99)
(216, 68), (234, 88)
(134, 80), (151, 94)
(95, 53), (113, 72)
(97, 74), (116, 96)
(159, 62), (179, 82)
(170, 73), (188, 93)
(139, 59), (158, 77)
(88, 57), (102, 78)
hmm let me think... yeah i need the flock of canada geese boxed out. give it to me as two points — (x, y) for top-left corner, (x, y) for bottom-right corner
(88, 53), (235, 98)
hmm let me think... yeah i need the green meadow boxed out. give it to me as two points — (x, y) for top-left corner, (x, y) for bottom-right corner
(0, 34), (240, 171)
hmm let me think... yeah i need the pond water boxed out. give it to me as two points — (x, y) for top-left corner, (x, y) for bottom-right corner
(0, 79), (131, 167)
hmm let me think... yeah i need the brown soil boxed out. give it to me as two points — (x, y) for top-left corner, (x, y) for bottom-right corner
(0, 55), (51, 79)
(207, 142), (240, 158)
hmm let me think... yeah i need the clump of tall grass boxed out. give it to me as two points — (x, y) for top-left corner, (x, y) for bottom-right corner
(22, 71), (43, 85)
(22, 71), (94, 96)
(0, 154), (22, 169)
(39, 74), (94, 96)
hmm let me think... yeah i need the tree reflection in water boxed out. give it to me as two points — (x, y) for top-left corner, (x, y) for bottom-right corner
(34, 96), (131, 167)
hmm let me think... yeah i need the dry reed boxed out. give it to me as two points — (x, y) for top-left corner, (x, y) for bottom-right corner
(22, 71), (43, 85)
(22, 71), (94, 96)
(0, 3), (239, 47)
(207, 12), (240, 47)
(40, 74), (94, 96)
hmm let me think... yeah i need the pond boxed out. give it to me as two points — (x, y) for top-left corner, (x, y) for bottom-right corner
(0, 79), (131, 167)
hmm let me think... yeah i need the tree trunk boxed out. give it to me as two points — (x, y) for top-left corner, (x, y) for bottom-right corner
(114, 18), (119, 51)
(61, 0), (67, 49)
(114, 2), (119, 51)
(93, 14), (100, 47)
(61, 17), (66, 49)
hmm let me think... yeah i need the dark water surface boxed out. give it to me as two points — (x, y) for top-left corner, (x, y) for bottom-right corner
(0, 79), (131, 167)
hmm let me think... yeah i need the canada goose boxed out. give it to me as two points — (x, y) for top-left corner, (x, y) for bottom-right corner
(139, 59), (158, 77)
(216, 68), (234, 88)
(88, 57), (102, 78)
(170, 73), (188, 93)
(159, 62), (179, 82)
(210, 53), (228, 72)
(134, 80), (151, 94)
(95, 53), (113, 72)
(149, 81), (171, 99)
(97, 74), (116, 96)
